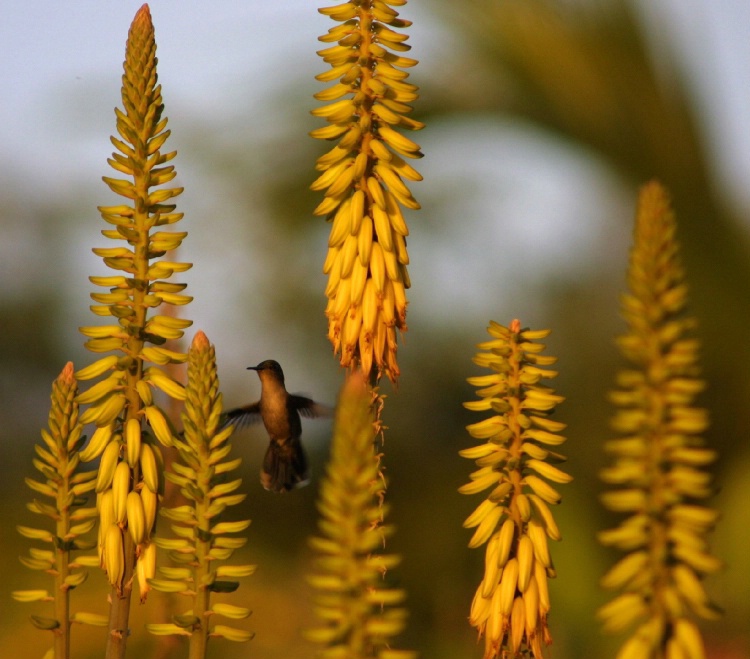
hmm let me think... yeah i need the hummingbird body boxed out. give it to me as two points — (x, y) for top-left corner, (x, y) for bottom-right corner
(223, 360), (330, 493)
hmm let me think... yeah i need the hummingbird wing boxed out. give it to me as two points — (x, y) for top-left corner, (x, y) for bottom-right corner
(289, 394), (333, 419)
(221, 401), (262, 429)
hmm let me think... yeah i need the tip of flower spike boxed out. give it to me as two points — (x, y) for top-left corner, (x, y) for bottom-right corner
(191, 330), (209, 351)
(134, 4), (152, 24)
(59, 362), (76, 385)
(129, 5), (153, 44)
(510, 319), (521, 333)
(639, 179), (670, 213)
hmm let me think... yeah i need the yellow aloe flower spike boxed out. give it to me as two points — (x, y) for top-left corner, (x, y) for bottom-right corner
(77, 2), (191, 428)
(461, 319), (570, 659)
(71, 6), (192, 658)
(147, 331), (255, 653)
(306, 372), (416, 659)
(313, 0), (423, 384)
(598, 181), (721, 659)
(14, 363), (104, 659)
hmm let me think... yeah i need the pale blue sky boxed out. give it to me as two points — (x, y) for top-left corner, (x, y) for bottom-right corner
(1, 1), (748, 209)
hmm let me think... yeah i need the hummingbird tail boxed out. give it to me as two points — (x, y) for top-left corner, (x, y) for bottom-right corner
(261, 438), (309, 493)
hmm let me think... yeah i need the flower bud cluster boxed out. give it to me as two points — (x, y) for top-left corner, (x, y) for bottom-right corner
(306, 373), (415, 658)
(146, 332), (254, 647)
(14, 363), (107, 637)
(599, 182), (721, 659)
(312, 0), (423, 383)
(461, 320), (570, 659)
(78, 4), (191, 417)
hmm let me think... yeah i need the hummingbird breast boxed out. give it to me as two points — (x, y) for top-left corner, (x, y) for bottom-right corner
(260, 395), (302, 443)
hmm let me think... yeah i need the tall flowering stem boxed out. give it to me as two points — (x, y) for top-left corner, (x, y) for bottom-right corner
(13, 363), (104, 659)
(461, 320), (570, 659)
(312, 0), (423, 384)
(306, 373), (415, 659)
(147, 331), (254, 658)
(73, 5), (191, 658)
(598, 182), (721, 659)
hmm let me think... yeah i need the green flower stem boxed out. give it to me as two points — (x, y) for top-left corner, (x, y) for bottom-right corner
(188, 559), (211, 659)
(106, 536), (136, 659)
(188, 441), (213, 659)
(50, 366), (77, 659)
(51, 366), (76, 659)
(54, 529), (71, 659)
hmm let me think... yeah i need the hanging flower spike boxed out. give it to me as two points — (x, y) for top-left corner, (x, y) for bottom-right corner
(73, 4), (192, 600)
(598, 181), (721, 659)
(14, 363), (107, 659)
(312, 0), (423, 384)
(147, 331), (254, 652)
(306, 372), (415, 659)
(461, 320), (570, 659)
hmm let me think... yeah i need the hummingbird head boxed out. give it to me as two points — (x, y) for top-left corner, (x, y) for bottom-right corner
(247, 360), (285, 385)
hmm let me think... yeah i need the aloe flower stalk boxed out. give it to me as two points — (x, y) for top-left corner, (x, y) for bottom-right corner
(72, 5), (191, 658)
(306, 372), (415, 659)
(13, 363), (106, 659)
(147, 331), (254, 658)
(598, 181), (721, 659)
(312, 0), (423, 384)
(461, 320), (570, 659)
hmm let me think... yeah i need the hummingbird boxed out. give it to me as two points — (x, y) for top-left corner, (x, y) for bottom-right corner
(223, 360), (331, 493)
